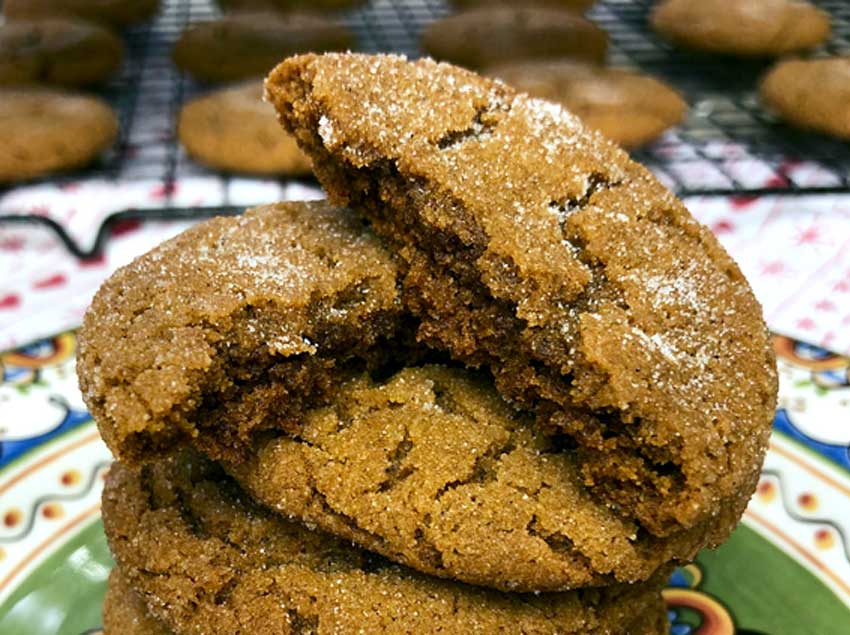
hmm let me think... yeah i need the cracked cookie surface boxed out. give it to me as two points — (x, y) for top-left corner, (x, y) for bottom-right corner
(231, 365), (712, 592)
(104, 570), (172, 635)
(103, 567), (669, 635)
(77, 201), (402, 463)
(103, 451), (670, 635)
(265, 53), (777, 538)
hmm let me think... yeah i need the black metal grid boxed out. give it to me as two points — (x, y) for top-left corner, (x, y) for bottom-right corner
(595, 0), (850, 196)
(2, 0), (850, 257)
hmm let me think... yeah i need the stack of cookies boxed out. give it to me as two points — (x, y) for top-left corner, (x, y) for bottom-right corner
(77, 54), (778, 634)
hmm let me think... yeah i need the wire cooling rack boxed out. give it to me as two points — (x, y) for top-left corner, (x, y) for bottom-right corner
(1, 0), (849, 257)
(596, 0), (850, 196)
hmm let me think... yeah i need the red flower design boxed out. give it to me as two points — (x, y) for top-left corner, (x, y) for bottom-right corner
(110, 219), (142, 237)
(0, 294), (21, 310)
(795, 225), (822, 245)
(760, 261), (785, 276)
(33, 273), (67, 290)
(796, 317), (816, 330)
(79, 255), (106, 268)
(730, 195), (758, 209)
(150, 182), (178, 199)
(711, 219), (735, 234)
(0, 236), (24, 251)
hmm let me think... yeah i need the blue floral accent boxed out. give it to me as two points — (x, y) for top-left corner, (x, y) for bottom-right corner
(669, 610), (693, 635)
(668, 569), (691, 588)
(773, 408), (850, 471)
(794, 341), (836, 362)
(0, 405), (92, 469)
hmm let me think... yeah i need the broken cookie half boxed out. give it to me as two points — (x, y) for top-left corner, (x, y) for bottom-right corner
(265, 53), (777, 538)
(77, 201), (403, 463)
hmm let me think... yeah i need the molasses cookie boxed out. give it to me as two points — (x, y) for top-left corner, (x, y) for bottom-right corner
(216, 0), (367, 11)
(178, 81), (311, 175)
(487, 60), (687, 148)
(3, 0), (159, 28)
(0, 86), (117, 182)
(0, 17), (123, 87)
(759, 57), (850, 140)
(266, 53), (777, 538)
(650, 0), (831, 57)
(230, 365), (719, 592)
(451, 0), (596, 11)
(103, 451), (671, 635)
(172, 12), (353, 83)
(103, 570), (171, 635)
(421, 7), (608, 70)
(77, 201), (402, 464)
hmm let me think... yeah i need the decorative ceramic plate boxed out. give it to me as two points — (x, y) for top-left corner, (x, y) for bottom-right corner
(0, 332), (848, 634)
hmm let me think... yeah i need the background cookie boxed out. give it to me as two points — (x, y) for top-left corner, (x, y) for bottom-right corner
(103, 452), (670, 635)
(421, 6), (609, 70)
(267, 53), (777, 539)
(488, 60), (687, 148)
(451, 0), (596, 11)
(0, 86), (118, 182)
(172, 12), (353, 83)
(216, 0), (367, 11)
(178, 81), (311, 175)
(103, 570), (171, 635)
(77, 201), (402, 464)
(3, 0), (159, 28)
(650, 0), (831, 57)
(231, 365), (716, 592)
(0, 17), (124, 87)
(760, 57), (850, 140)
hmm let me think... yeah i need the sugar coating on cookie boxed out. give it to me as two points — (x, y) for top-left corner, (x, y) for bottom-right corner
(178, 81), (311, 175)
(0, 86), (118, 182)
(421, 6), (609, 70)
(231, 365), (719, 592)
(487, 60), (687, 148)
(77, 201), (402, 463)
(650, 0), (831, 57)
(760, 57), (850, 140)
(266, 53), (777, 537)
(103, 570), (172, 635)
(0, 17), (124, 87)
(103, 452), (670, 635)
